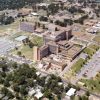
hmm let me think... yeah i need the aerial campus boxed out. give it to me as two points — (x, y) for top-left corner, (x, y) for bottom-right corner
(0, 0), (100, 100)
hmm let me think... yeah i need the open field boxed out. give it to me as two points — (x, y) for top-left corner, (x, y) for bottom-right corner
(93, 36), (100, 44)
(71, 58), (85, 74)
(0, 18), (20, 36)
(11, 45), (33, 60)
(10, 35), (43, 60)
(31, 35), (43, 47)
(88, 44), (100, 51)
(83, 48), (95, 57)
(80, 72), (100, 93)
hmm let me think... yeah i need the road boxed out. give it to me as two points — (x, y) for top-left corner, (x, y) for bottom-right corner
(3, 54), (33, 65)
(59, 56), (80, 77)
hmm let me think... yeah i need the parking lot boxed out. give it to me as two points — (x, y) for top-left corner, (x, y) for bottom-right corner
(74, 49), (100, 83)
(84, 49), (100, 78)
(0, 38), (16, 55)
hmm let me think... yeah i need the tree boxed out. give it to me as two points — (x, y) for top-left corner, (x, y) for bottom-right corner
(27, 79), (34, 87)
(3, 16), (14, 25)
(17, 51), (22, 56)
(4, 80), (10, 87)
(2, 64), (8, 72)
(13, 84), (20, 92)
(7, 91), (14, 99)
(68, 6), (77, 14)
(67, 83), (72, 88)
(55, 27), (58, 31)
(1, 87), (8, 95)
(39, 16), (48, 22)
(42, 24), (45, 29)
(37, 76), (46, 87)
(28, 41), (34, 48)
(64, 19), (73, 25)
(15, 93), (25, 100)
(0, 71), (6, 78)
(0, 0), (42, 10)
(60, 3), (64, 10)
(20, 85), (28, 95)
(0, 76), (4, 84)
(85, 91), (90, 96)
(37, 22), (40, 27)
(48, 3), (59, 15)
(17, 76), (26, 85)
(81, 95), (88, 100)
(44, 89), (53, 99)
(12, 62), (18, 69)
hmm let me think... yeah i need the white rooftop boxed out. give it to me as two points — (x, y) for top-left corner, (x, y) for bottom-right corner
(15, 36), (28, 41)
(36, 72), (41, 76)
(34, 91), (43, 99)
(31, 12), (39, 16)
(28, 88), (35, 96)
(66, 88), (76, 97)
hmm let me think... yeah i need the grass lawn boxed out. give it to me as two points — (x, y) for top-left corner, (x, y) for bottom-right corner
(80, 73), (100, 93)
(11, 35), (43, 60)
(93, 36), (100, 44)
(11, 45), (33, 60)
(83, 48), (95, 57)
(63, 58), (85, 79)
(31, 35), (43, 47)
(97, 32), (100, 35)
(0, 18), (20, 32)
(88, 44), (100, 51)
(71, 58), (85, 74)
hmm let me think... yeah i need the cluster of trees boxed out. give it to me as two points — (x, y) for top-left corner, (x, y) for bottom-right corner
(0, 59), (91, 100)
(22, 38), (34, 48)
(39, 16), (48, 22)
(74, 14), (88, 25)
(1, 87), (14, 99)
(0, 61), (36, 99)
(48, 3), (59, 15)
(55, 14), (88, 26)
(0, 13), (14, 25)
(55, 20), (67, 27)
(42, 74), (64, 99)
(94, 6), (100, 17)
(34, 21), (46, 29)
(70, 0), (96, 3)
(71, 90), (90, 100)
(67, 6), (85, 14)
(0, 59), (65, 99)
(55, 18), (73, 27)
(0, 0), (42, 10)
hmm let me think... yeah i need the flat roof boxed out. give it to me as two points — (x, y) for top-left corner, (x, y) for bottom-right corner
(20, 22), (35, 26)
(57, 40), (68, 46)
(34, 91), (43, 99)
(31, 12), (39, 16)
(60, 44), (82, 60)
(66, 88), (76, 97)
(15, 36), (28, 41)
(28, 88), (35, 96)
